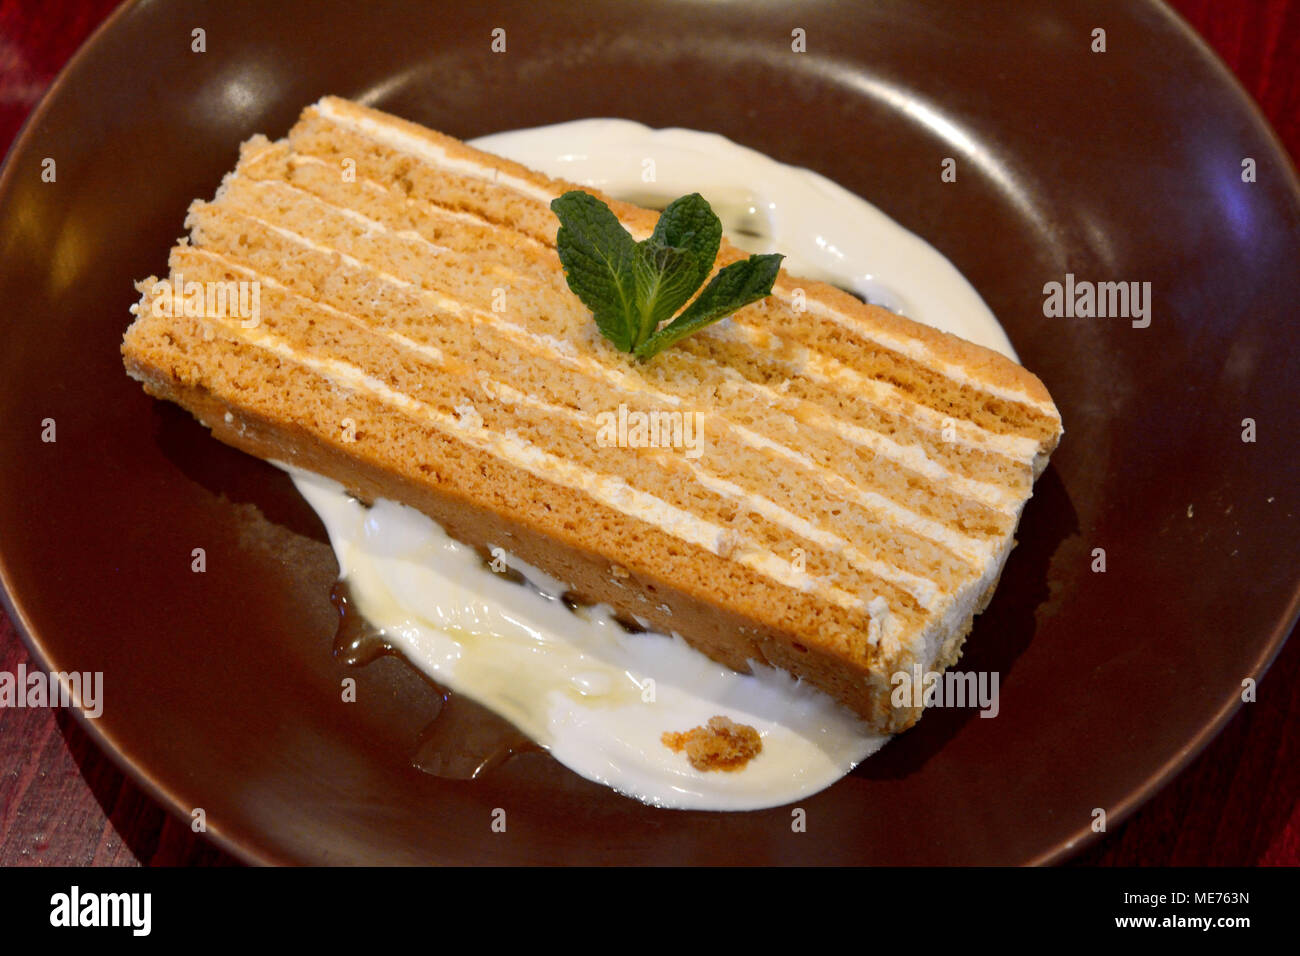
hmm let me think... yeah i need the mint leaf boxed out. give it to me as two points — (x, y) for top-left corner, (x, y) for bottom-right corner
(631, 239), (700, 350)
(649, 193), (722, 292)
(551, 190), (784, 360)
(551, 191), (640, 351)
(634, 253), (785, 360)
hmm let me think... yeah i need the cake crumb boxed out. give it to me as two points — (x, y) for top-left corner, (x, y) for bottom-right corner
(715, 528), (740, 559)
(662, 716), (762, 772)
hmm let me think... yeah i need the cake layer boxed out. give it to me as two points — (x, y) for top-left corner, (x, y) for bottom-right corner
(122, 96), (1063, 732)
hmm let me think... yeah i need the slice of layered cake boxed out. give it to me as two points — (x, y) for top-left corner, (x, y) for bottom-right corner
(122, 96), (1062, 734)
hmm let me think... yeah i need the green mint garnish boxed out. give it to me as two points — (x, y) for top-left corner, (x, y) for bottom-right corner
(550, 190), (784, 360)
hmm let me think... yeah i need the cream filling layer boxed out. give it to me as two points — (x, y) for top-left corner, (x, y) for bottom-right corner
(314, 98), (556, 204)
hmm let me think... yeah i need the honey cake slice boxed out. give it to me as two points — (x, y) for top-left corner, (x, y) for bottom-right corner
(122, 96), (1063, 733)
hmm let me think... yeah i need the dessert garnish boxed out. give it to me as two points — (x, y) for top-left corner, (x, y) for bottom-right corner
(550, 190), (784, 360)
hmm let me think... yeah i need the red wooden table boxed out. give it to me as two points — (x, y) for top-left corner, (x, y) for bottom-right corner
(1, 0), (1296, 866)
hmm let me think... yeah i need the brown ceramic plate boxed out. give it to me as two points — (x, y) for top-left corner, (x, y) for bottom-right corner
(1, 0), (1297, 865)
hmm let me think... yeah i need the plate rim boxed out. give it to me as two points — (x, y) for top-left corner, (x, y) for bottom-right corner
(0, 0), (284, 867)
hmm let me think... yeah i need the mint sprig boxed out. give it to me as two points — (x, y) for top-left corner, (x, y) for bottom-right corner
(551, 190), (784, 360)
